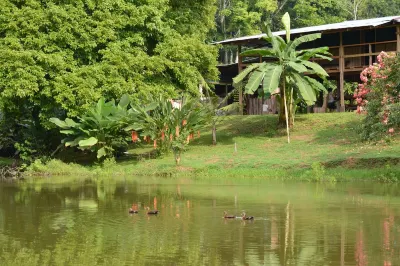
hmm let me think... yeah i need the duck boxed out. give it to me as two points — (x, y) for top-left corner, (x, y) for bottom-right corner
(129, 205), (139, 214)
(145, 207), (159, 215)
(241, 212), (254, 220)
(223, 211), (236, 219)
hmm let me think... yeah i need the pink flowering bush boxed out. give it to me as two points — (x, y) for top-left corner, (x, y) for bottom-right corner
(354, 52), (400, 140)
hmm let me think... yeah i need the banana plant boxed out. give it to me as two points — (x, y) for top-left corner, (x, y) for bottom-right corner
(50, 94), (133, 159)
(233, 12), (332, 143)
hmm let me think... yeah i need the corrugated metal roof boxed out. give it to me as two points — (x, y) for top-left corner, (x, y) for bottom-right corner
(214, 16), (400, 45)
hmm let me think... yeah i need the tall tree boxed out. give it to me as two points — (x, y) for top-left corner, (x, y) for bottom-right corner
(0, 0), (218, 157)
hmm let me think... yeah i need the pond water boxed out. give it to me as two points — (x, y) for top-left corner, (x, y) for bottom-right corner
(0, 178), (400, 265)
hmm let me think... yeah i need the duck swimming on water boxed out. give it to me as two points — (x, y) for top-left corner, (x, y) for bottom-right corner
(223, 211), (236, 219)
(145, 207), (159, 215)
(241, 212), (254, 220)
(129, 205), (139, 214)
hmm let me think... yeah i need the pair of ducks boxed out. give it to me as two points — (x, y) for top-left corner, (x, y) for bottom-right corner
(129, 206), (158, 215)
(224, 211), (254, 220)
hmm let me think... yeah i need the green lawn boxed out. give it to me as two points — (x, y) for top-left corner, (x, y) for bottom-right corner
(26, 113), (400, 181)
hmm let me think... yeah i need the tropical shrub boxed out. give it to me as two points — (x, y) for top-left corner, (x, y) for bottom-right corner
(354, 52), (400, 140)
(127, 96), (209, 165)
(50, 95), (135, 159)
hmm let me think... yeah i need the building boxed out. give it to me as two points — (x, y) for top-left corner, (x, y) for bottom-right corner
(212, 16), (400, 113)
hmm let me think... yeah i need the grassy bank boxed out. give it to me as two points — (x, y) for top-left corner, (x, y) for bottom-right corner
(22, 112), (400, 181)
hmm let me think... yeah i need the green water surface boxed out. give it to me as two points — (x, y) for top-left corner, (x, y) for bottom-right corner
(0, 178), (399, 265)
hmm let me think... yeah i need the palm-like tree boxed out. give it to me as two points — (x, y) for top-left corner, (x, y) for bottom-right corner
(233, 13), (332, 143)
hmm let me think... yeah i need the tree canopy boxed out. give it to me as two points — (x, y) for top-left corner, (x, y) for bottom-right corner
(211, 0), (400, 42)
(0, 0), (218, 122)
(0, 0), (218, 157)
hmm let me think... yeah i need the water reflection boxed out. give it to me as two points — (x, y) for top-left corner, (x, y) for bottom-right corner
(0, 180), (399, 265)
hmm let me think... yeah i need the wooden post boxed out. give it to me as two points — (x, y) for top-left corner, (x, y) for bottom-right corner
(368, 44), (372, 65)
(238, 45), (243, 115)
(339, 32), (345, 112)
(397, 26), (400, 52)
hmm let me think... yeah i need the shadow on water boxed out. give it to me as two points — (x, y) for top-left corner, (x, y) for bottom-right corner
(1, 179), (400, 265)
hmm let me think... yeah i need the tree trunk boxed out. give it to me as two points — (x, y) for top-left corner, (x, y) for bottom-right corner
(283, 80), (290, 144)
(289, 87), (294, 127)
(174, 150), (181, 165)
(278, 92), (286, 125)
(212, 124), (217, 145)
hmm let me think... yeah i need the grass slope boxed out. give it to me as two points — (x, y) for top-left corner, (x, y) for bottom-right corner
(27, 113), (400, 181)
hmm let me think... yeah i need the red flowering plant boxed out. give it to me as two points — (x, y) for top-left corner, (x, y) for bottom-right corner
(354, 52), (400, 140)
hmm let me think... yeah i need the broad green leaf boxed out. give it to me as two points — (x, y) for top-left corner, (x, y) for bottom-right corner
(290, 73), (316, 105)
(304, 76), (327, 93)
(65, 136), (85, 147)
(262, 65), (283, 94)
(297, 47), (332, 61)
(313, 54), (333, 61)
(60, 130), (76, 135)
(65, 118), (77, 127)
(233, 63), (263, 88)
(49, 118), (69, 129)
(240, 49), (276, 57)
(282, 12), (291, 43)
(288, 33), (321, 51)
(78, 137), (98, 147)
(97, 147), (107, 159)
(301, 61), (329, 76)
(144, 102), (158, 112)
(262, 26), (282, 57)
(119, 94), (130, 108)
(96, 98), (106, 116)
(287, 61), (308, 73)
(245, 70), (265, 94)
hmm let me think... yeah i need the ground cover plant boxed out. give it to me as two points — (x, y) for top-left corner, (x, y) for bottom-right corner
(25, 113), (400, 181)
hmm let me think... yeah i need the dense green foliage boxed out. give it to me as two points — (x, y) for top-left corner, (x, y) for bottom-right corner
(211, 0), (400, 43)
(0, 0), (218, 159)
(50, 95), (138, 159)
(129, 96), (209, 164)
(50, 95), (209, 164)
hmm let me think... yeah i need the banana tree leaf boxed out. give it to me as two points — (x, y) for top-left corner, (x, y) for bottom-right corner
(49, 118), (69, 129)
(282, 12), (291, 43)
(79, 137), (98, 147)
(262, 64), (283, 94)
(233, 63), (262, 88)
(240, 48), (276, 57)
(290, 73), (316, 105)
(288, 33), (321, 51)
(304, 76), (327, 93)
(287, 61), (308, 73)
(97, 147), (107, 159)
(297, 47), (332, 60)
(245, 70), (265, 94)
(301, 60), (329, 76)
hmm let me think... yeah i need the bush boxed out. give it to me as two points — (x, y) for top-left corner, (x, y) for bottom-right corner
(354, 52), (400, 140)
